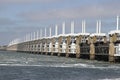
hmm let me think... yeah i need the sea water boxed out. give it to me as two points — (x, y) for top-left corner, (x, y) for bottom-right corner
(0, 51), (120, 80)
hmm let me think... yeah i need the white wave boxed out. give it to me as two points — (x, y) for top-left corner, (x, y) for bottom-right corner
(0, 64), (10, 66)
(9, 59), (19, 61)
(0, 63), (120, 69)
(42, 63), (96, 68)
(107, 65), (120, 68)
(0, 63), (94, 68)
(98, 78), (120, 80)
(71, 63), (120, 69)
(73, 63), (95, 68)
(0, 63), (43, 67)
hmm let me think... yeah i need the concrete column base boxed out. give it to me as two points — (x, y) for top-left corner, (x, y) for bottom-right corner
(51, 53), (54, 56)
(90, 54), (95, 60)
(109, 56), (115, 62)
(76, 53), (80, 58)
(57, 53), (60, 57)
(45, 52), (48, 55)
(66, 53), (69, 58)
(41, 52), (43, 55)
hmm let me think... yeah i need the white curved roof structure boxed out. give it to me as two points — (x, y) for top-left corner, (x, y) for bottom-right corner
(90, 33), (106, 37)
(109, 30), (120, 35)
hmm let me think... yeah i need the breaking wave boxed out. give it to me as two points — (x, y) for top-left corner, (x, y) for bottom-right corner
(98, 78), (120, 80)
(0, 62), (120, 69)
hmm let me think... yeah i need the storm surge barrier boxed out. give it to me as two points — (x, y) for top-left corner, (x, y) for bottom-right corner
(7, 16), (120, 62)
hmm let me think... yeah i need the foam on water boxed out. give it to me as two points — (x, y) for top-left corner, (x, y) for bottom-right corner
(74, 63), (95, 67)
(1, 51), (120, 80)
(0, 51), (120, 69)
(98, 78), (120, 80)
(0, 62), (119, 70)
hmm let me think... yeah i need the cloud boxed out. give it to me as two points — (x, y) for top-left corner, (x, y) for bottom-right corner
(19, 3), (120, 22)
(0, 0), (62, 4)
(0, 18), (15, 25)
(0, 0), (120, 45)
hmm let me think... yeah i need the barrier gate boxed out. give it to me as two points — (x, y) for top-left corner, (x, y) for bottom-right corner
(95, 42), (109, 55)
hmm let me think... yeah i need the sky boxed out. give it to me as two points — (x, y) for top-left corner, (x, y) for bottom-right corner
(0, 0), (120, 45)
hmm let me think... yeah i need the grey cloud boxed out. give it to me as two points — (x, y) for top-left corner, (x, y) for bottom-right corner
(17, 0), (120, 21)
(0, 0), (63, 4)
(19, 3), (120, 21)
(0, 18), (15, 25)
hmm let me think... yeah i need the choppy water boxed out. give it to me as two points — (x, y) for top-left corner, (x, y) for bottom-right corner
(0, 51), (120, 80)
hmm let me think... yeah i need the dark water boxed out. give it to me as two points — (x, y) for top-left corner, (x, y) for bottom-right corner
(0, 51), (120, 80)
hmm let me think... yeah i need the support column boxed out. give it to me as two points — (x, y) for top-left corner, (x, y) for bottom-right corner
(37, 40), (39, 53)
(34, 41), (37, 53)
(66, 36), (71, 57)
(36, 41), (38, 53)
(51, 38), (55, 56)
(24, 43), (26, 52)
(109, 35), (115, 62)
(58, 36), (62, 57)
(76, 36), (81, 58)
(90, 38), (95, 60)
(45, 39), (48, 55)
(31, 41), (33, 53)
(33, 41), (35, 53)
(27, 42), (29, 52)
(38, 40), (41, 54)
(29, 42), (31, 53)
(44, 39), (47, 54)
(39, 40), (42, 54)
(113, 34), (117, 42)
(41, 39), (43, 55)
(34, 41), (36, 53)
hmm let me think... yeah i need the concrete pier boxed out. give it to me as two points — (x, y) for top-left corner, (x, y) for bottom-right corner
(7, 16), (120, 62)
(66, 36), (71, 57)
(6, 32), (119, 62)
(76, 35), (81, 58)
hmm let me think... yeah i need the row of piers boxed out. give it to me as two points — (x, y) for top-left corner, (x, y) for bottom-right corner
(7, 16), (120, 62)
(7, 30), (120, 62)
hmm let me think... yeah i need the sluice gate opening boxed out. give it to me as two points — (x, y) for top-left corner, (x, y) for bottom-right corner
(59, 37), (67, 57)
(68, 36), (76, 58)
(79, 34), (90, 59)
(80, 43), (90, 59)
(114, 42), (120, 62)
(95, 42), (109, 61)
